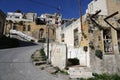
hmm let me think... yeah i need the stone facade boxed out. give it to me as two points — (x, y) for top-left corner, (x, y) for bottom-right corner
(107, 0), (120, 18)
(5, 21), (56, 41)
(86, 0), (120, 18)
(81, 14), (120, 74)
(5, 12), (61, 42)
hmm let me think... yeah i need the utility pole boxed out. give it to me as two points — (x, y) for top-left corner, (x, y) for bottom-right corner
(78, 0), (83, 34)
(47, 22), (50, 64)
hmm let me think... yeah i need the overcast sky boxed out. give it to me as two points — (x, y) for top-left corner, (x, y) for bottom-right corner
(0, 0), (91, 18)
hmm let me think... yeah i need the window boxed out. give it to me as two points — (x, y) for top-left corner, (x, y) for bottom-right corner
(39, 29), (44, 39)
(49, 16), (53, 18)
(28, 25), (31, 31)
(74, 28), (79, 47)
(61, 33), (64, 42)
(15, 16), (20, 18)
(103, 28), (113, 54)
(23, 25), (26, 31)
(13, 26), (17, 30)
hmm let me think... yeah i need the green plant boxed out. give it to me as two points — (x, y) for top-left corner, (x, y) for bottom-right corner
(97, 24), (104, 31)
(59, 70), (69, 75)
(88, 28), (93, 33)
(83, 46), (88, 52)
(38, 38), (46, 43)
(89, 44), (94, 50)
(92, 73), (120, 80)
(78, 73), (120, 80)
(33, 58), (40, 61)
(31, 54), (34, 59)
(40, 48), (47, 61)
(82, 32), (87, 39)
(95, 50), (103, 59)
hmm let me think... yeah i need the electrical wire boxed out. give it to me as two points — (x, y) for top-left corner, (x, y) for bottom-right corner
(28, 0), (60, 11)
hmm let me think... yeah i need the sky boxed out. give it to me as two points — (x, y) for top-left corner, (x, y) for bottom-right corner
(0, 0), (91, 18)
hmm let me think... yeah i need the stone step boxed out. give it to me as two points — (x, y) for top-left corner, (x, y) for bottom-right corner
(69, 66), (91, 72)
(68, 66), (93, 78)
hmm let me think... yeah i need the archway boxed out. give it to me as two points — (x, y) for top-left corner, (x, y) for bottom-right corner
(39, 28), (44, 39)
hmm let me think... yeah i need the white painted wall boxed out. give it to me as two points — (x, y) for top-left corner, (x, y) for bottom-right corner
(56, 27), (62, 43)
(44, 43), (90, 68)
(6, 12), (33, 22)
(7, 12), (23, 19)
(86, 0), (108, 15)
(67, 46), (90, 67)
(62, 19), (81, 47)
(44, 43), (67, 69)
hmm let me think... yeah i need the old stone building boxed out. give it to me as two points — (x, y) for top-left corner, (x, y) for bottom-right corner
(79, 13), (120, 74)
(106, 0), (120, 18)
(54, 0), (120, 77)
(0, 9), (6, 37)
(87, 0), (120, 18)
(5, 12), (61, 42)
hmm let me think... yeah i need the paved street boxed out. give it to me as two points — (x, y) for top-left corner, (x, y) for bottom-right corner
(0, 44), (67, 80)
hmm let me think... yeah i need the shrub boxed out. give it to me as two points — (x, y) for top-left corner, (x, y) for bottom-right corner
(83, 46), (88, 52)
(95, 50), (103, 59)
(40, 48), (47, 61)
(38, 38), (46, 43)
(79, 73), (120, 80)
(92, 73), (120, 80)
(59, 70), (69, 75)
(89, 44), (94, 50)
(82, 33), (87, 39)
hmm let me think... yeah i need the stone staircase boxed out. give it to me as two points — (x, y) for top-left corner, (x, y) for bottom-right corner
(68, 66), (93, 79)
(9, 30), (38, 42)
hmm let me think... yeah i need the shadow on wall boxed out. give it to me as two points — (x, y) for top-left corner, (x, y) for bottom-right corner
(0, 35), (37, 49)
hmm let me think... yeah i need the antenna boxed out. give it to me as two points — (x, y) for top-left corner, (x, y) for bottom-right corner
(78, 0), (83, 34)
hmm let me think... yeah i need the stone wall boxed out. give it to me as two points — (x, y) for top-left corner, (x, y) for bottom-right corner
(44, 43), (91, 69)
(90, 51), (120, 75)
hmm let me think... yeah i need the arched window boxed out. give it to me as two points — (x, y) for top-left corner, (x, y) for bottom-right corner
(23, 25), (26, 31)
(39, 29), (44, 39)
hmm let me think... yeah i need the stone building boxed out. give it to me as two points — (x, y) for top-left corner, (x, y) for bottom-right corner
(5, 12), (61, 42)
(55, 0), (120, 77)
(0, 9), (6, 37)
(87, 0), (120, 18)
(79, 13), (120, 74)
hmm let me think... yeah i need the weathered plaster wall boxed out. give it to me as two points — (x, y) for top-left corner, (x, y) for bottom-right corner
(44, 43), (67, 69)
(107, 0), (120, 18)
(90, 53), (120, 75)
(67, 46), (90, 67)
(5, 22), (56, 41)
